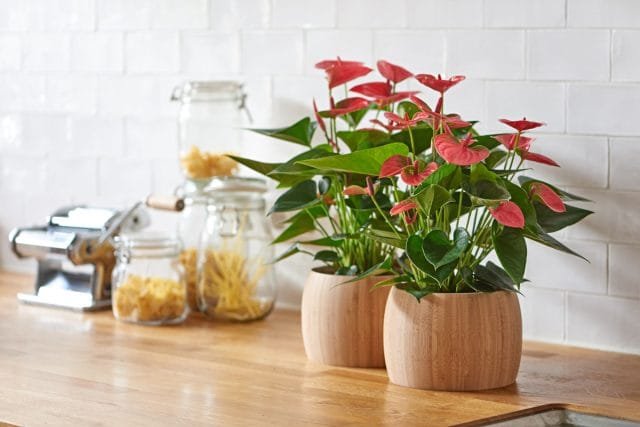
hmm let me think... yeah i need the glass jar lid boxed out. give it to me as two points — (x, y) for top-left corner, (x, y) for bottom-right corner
(204, 177), (267, 210)
(171, 81), (245, 103)
(114, 231), (182, 257)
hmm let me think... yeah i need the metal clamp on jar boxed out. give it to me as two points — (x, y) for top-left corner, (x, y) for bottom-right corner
(198, 177), (276, 322)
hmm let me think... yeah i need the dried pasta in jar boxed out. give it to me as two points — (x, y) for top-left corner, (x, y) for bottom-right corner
(178, 247), (199, 311)
(114, 275), (187, 324)
(180, 145), (238, 180)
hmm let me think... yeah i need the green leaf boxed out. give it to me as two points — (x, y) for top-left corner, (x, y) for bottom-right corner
(337, 129), (390, 152)
(370, 275), (412, 290)
(534, 202), (594, 233)
(397, 101), (421, 118)
(412, 164), (458, 194)
(365, 221), (407, 249)
(297, 143), (409, 176)
(524, 225), (588, 261)
(272, 243), (310, 263)
(493, 225), (527, 284)
(485, 150), (508, 169)
(518, 176), (591, 202)
(474, 261), (521, 294)
(463, 164), (510, 205)
(396, 282), (439, 301)
(250, 117), (316, 146)
(314, 250), (338, 263)
(282, 205), (326, 223)
(269, 180), (318, 214)
(390, 126), (433, 155)
(272, 211), (315, 244)
(336, 265), (358, 276)
(345, 192), (392, 212)
(268, 145), (334, 177)
(406, 234), (456, 284)
(503, 180), (537, 226)
(415, 184), (453, 215)
(229, 155), (281, 177)
(472, 135), (501, 150)
(340, 105), (372, 129)
(340, 256), (393, 283)
(422, 228), (469, 269)
(299, 236), (343, 247)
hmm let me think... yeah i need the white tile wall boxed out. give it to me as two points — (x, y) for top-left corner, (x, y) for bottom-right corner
(0, 0), (638, 354)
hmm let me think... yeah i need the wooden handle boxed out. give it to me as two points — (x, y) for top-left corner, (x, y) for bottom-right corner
(145, 195), (185, 212)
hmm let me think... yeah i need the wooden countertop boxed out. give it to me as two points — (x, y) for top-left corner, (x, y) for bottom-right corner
(1, 270), (639, 426)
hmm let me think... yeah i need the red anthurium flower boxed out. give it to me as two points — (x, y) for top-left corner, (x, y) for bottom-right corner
(321, 97), (370, 118)
(415, 110), (471, 134)
(434, 134), (490, 166)
(529, 183), (566, 213)
(324, 61), (373, 89)
(383, 111), (421, 129)
(390, 199), (419, 224)
(499, 117), (545, 132)
(415, 74), (465, 94)
(489, 201), (525, 228)
(370, 118), (395, 132)
(377, 60), (413, 83)
(350, 82), (417, 107)
(409, 95), (432, 113)
(315, 58), (364, 70)
(344, 177), (377, 197)
(380, 155), (438, 186)
(494, 133), (533, 151)
(313, 99), (327, 135)
(519, 151), (560, 167)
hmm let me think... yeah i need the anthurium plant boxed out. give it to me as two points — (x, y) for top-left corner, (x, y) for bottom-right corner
(234, 58), (593, 297)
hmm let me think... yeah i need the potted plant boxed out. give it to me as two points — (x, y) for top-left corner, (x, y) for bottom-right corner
(321, 71), (592, 390)
(232, 59), (420, 368)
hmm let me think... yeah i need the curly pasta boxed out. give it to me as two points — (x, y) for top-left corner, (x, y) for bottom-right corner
(178, 247), (199, 311)
(114, 275), (186, 323)
(180, 145), (238, 179)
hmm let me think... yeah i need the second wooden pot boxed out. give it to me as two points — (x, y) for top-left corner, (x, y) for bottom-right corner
(383, 287), (522, 391)
(301, 268), (391, 368)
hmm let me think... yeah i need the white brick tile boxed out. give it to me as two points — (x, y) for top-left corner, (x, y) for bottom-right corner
(528, 30), (610, 81)
(526, 240), (607, 294)
(151, 0), (208, 29)
(272, 0), (336, 28)
(485, 0), (565, 28)
(98, 76), (179, 118)
(526, 135), (608, 189)
(45, 75), (97, 114)
(70, 116), (124, 157)
(0, 154), (48, 195)
(21, 114), (71, 154)
(272, 75), (324, 115)
(565, 189), (640, 244)
(125, 32), (179, 74)
(445, 30), (524, 79)
(610, 138), (640, 190)
(373, 31), (445, 76)
(518, 285), (565, 343)
(0, 0), (29, 30)
(337, 0), (406, 29)
(181, 32), (239, 74)
(0, 75), (46, 112)
(151, 158), (182, 194)
(609, 244), (640, 299)
(568, 0), (640, 28)
(0, 35), (21, 71)
(241, 31), (303, 75)
(305, 30), (373, 74)
(210, 0), (270, 30)
(612, 31), (640, 82)
(568, 84), (640, 136)
(98, 157), (153, 199)
(125, 118), (177, 159)
(486, 81), (565, 133)
(567, 293), (640, 354)
(44, 157), (98, 198)
(0, 114), (22, 152)
(407, 0), (483, 29)
(71, 33), (123, 73)
(98, 0), (151, 30)
(23, 34), (71, 72)
(442, 79), (485, 124)
(41, 0), (95, 31)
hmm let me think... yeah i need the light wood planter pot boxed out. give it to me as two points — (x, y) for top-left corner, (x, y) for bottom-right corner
(301, 269), (392, 368)
(384, 287), (522, 391)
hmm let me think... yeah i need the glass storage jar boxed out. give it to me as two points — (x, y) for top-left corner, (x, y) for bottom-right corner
(176, 180), (209, 312)
(112, 233), (188, 325)
(198, 177), (276, 321)
(171, 81), (249, 183)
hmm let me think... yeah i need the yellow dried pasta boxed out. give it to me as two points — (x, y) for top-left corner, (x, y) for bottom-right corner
(114, 275), (186, 323)
(179, 247), (199, 311)
(180, 145), (238, 179)
(199, 236), (272, 321)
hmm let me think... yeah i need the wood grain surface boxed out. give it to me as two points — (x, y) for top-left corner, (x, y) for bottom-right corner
(384, 288), (522, 391)
(301, 269), (391, 368)
(1, 270), (639, 426)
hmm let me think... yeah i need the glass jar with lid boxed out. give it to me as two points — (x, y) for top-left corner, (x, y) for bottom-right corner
(198, 177), (276, 321)
(112, 233), (188, 325)
(171, 81), (249, 183)
(176, 180), (209, 312)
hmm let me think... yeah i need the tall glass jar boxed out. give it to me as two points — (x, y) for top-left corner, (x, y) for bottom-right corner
(176, 180), (208, 312)
(171, 81), (248, 183)
(198, 177), (276, 322)
(112, 233), (188, 325)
